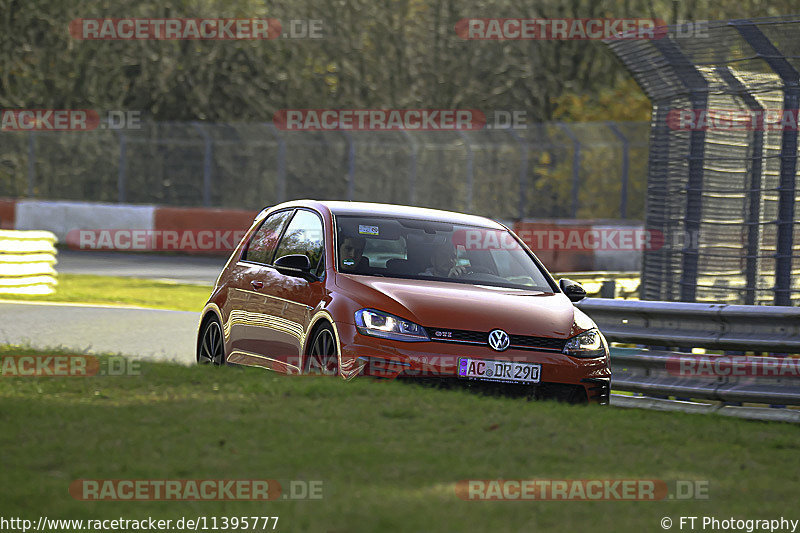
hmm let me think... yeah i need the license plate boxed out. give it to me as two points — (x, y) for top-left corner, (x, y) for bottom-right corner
(457, 358), (541, 384)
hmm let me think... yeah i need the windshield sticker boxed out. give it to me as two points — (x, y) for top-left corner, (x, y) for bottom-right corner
(358, 225), (379, 236)
(343, 258), (355, 266)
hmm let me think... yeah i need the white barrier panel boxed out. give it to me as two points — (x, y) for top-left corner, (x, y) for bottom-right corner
(0, 230), (58, 295)
(15, 200), (155, 242)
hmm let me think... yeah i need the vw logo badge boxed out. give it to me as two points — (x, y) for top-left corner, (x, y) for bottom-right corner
(488, 329), (510, 352)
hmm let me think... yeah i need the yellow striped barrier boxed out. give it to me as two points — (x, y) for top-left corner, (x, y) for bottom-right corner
(0, 230), (58, 295)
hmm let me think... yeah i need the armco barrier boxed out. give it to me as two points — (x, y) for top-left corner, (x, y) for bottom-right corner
(577, 298), (800, 410)
(0, 230), (58, 295)
(609, 347), (800, 407)
(577, 297), (800, 352)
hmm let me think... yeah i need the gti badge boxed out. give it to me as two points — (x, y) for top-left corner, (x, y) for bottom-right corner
(488, 329), (510, 352)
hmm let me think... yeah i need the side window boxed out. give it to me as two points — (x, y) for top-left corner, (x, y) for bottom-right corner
(273, 210), (325, 271)
(242, 210), (293, 264)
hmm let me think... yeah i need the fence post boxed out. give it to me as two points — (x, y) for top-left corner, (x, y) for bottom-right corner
(600, 280), (617, 298)
(191, 122), (213, 207)
(733, 21), (799, 307)
(605, 121), (630, 219)
(456, 131), (474, 211)
(653, 38), (708, 303)
(716, 66), (765, 305)
(265, 123), (287, 203)
(115, 131), (127, 203)
(503, 127), (528, 220)
(557, 123), (581, 217)
(27, 132), (35, 197)
(401, 130), (418, 206)
(342, 131), (355, 201)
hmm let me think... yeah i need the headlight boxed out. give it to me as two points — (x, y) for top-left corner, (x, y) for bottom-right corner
(563, 328), (606, 358)
(354, 309), (429, 342)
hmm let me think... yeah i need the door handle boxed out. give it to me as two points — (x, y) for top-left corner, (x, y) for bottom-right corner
(251, 280), (264, 290)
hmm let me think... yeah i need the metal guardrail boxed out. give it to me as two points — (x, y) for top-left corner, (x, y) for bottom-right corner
(609, 347), (800, 407)
(576, 298), (800, 413)
(609, 395), (800, 423)
(0, 230), (58, 295)
(577, 297), (800, 352)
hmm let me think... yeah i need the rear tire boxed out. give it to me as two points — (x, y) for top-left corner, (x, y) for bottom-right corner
(197, 316), (225, 366)
(305, 323), (339, 376)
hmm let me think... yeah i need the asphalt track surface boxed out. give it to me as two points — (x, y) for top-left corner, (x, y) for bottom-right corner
(57, 249), (226, 285)
(0, 301), (199, 364)
(2, 250), (216, 362)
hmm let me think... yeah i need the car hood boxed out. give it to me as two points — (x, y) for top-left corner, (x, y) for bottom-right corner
(335, 274), (577, 338)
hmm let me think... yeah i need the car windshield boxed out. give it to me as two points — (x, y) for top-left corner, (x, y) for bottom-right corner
(335, 215), (554, 291)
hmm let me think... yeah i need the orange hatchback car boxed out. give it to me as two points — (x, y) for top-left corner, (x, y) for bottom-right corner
(197, 201), (610, 404)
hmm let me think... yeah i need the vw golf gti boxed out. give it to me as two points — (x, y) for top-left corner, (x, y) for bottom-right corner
(197, 200), (610, 404)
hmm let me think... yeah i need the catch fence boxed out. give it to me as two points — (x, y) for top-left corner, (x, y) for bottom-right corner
(0, 121), (648, 222)
(606, 15), (800, 305)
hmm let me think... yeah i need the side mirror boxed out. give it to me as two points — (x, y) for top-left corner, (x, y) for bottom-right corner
(274, 254), (316, 281)
(559, 278), (587, 302)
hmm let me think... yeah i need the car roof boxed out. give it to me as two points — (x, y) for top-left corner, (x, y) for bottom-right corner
(269, 200), (505, 229)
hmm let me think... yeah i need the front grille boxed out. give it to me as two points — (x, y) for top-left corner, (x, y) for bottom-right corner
(426, 328), (487, 344)
(425, 327), (567, 352)
(509, 334), (566, 351)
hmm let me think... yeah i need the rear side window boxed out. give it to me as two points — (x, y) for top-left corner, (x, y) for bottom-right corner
(273, 209), (325, 272)
(243, 210), (293, 264)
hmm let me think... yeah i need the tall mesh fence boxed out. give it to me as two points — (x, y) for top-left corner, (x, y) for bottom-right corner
(0, 121), (648, 222)
(606, 15), (800, 306)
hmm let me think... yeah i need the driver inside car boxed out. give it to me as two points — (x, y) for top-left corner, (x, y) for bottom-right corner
(421, 242), (467, 278)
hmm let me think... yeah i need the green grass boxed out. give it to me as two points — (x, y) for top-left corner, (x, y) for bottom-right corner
(0, 274), (212, 311)
(2, 346), (798, 532)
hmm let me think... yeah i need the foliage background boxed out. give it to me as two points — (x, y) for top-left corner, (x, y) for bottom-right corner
(0, 0), (795, 218)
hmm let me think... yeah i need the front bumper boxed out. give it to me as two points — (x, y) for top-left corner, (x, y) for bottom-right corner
(337, 323), (611, 404)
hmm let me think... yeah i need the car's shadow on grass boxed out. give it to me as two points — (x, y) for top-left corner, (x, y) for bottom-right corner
(396, 377), (589, 404)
